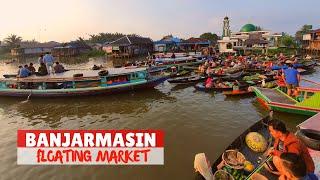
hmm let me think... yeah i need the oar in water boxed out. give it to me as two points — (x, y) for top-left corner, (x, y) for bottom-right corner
(245, 155), (272, 180)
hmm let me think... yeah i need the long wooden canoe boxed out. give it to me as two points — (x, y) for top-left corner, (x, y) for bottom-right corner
(252, 87), (320, 116)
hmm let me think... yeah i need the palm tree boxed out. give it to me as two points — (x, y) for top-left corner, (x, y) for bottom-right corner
(4, 34), (22, 48)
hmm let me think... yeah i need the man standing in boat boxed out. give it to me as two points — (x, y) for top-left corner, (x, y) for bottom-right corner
(283, 63), (300, 97)
(267, 120), (315, 175)
(43, 52), (55, 74)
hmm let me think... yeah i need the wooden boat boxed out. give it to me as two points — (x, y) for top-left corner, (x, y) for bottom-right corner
(194, 81), (249, 92)
(211, 117), (277, 179)
(3, 74), (17, 78)
(223, 89), (254, 96)
(221, 71), (247, 81)
(167, 75), (206, 84)
(210, 116), (320, 179)
(0, 67), (168, 97)
(252, 86), (320, 116)
(169, 70), (191, 78)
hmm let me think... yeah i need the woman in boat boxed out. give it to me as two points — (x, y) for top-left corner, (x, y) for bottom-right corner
(54, 62), (66, 73)
(38, 54), (44, 64)
(28, 63), (36, 74)
(279, 153), (318, 180)
(194, 153), (213, 180)
(17, 65), (22, 76)
(36, 62), (48, 76)
(205, 76), (213, 88)
(266, 120), (315, 175)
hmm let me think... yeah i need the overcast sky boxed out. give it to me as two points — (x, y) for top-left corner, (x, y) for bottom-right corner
(0, 0), (319, 42)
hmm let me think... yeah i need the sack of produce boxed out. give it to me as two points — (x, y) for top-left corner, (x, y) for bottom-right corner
(245, 132), (267, 152)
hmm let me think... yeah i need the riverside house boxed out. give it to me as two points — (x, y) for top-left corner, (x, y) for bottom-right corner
(11, 41), (60, 57)
(103, 35), (153, 58)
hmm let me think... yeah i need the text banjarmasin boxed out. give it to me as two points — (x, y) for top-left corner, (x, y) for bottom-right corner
(17, 130), (164, 165)
(26, 132), (156, 147)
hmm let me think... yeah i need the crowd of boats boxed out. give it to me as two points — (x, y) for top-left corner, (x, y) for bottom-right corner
(1, 52), (320, 179)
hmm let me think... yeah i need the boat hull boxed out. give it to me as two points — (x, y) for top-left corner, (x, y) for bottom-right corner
(0, 77), (167, 97)
(252, 87), (320, 116)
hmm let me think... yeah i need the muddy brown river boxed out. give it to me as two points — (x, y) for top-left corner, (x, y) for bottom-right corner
(0, 58), (317, 180)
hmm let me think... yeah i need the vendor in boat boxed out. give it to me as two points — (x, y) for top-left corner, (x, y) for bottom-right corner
(205, 76), (213, 88)
(27, 63), (36, 74)
(18, 65), (31, 78)
(194, 153), (213, 180)
(267, 120), (315, 175)
(282, 63), (300, 97)
(171, 53), (176, 59)
(206, 66), (213, 76)
(17, 65), (22, 76)
(36, 62), (49, 76)
(279, 153), (318, 180)
(54, 62), (66, 73)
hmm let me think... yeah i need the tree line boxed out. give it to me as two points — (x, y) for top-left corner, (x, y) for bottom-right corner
(1, 24), (315, 51)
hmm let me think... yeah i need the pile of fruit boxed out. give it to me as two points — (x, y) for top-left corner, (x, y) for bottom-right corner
(222, 166), (247, 180)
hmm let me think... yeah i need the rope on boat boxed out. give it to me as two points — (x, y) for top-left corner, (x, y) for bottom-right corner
(245, 155), (272, 180)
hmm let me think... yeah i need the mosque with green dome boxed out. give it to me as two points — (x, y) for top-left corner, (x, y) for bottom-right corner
(218, 17), (282, 54)
(240, 24), (257, 32)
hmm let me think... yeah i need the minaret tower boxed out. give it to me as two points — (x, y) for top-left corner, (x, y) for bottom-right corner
(222, 16), (231, 37)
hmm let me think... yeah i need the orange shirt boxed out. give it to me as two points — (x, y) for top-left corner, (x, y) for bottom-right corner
(273, 133), (315, 173)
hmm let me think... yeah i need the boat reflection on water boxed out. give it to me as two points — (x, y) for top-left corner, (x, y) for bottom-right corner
(0, 88), (175, 128)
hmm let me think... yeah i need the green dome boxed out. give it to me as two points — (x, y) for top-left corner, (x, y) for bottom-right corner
(240, 24), (256, 32)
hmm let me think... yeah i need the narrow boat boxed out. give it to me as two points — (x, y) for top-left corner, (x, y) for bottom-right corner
(167, 75), (206, 84)
(211, 117), (277, 179)
(223, 89), (254, 96)
(0, 67), (168, 97)
(252, 86), (320, 116)
(194, 81), (249, 92)
(210, 115), (320, 179)
(221, 71), (247, 81)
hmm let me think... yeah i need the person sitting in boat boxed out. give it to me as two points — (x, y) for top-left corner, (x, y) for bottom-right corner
(279, 152), (318, 180)
(210, 61), (217, 68)
(194, 153), (213, 180)
(283, 63), (300, 97)
(17, 65), (23, 76)
(36, 62), (48, 76)
(54, 62), (66, 73)
(216, 68), (224, 75)
(38, 54), (44, 64)
(205, 76), (213, 88)
(206, 66), (213, 76)
(266, 120), (315, 175)
(18, 65), (31, 78)
(171, 53), (176, 59)
(27, 63), (36, 74)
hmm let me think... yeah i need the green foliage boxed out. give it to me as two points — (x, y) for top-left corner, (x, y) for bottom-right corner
(280, 34), (297, 48)
(199, 32), (219, 44)
(4, 34), (22, 48)
(295, 24), (313, 45)
(267, 48), (296, 56)
(80, 49), (105, 58)
(87, 33), (141, 44)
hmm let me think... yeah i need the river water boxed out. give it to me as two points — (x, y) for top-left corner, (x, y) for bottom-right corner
(0, 58), (317, 180)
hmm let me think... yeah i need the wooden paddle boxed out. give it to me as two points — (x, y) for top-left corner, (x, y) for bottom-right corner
(245, 155), (272, 180)
(302, 78), (320, 86)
